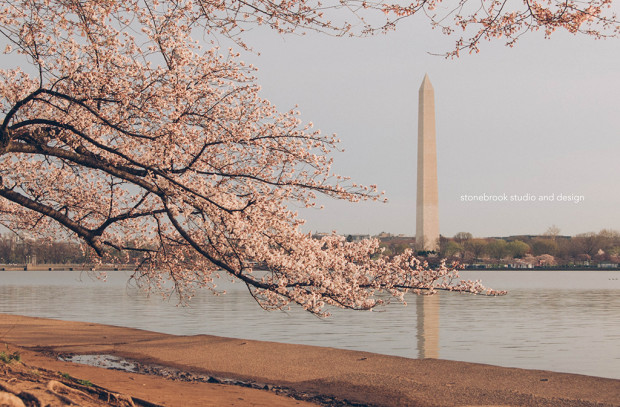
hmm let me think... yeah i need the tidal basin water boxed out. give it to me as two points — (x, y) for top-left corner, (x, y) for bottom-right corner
(1, 270), (619, 379)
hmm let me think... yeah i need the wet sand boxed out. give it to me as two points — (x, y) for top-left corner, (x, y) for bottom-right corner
(1, 313), (618, 406)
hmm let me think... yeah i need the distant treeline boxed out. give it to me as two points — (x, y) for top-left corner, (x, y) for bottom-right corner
(438, 230), (620, 267)
(0, 235), (143, 265)
(376, 228), (620, 267)
(4, 228), (620, 268)
(0, 236), (86, 264)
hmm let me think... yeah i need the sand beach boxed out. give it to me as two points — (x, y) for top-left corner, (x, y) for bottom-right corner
(0, 314), (618, 406)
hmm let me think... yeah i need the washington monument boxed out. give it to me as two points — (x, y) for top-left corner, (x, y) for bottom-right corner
(416, 74), (439, 252)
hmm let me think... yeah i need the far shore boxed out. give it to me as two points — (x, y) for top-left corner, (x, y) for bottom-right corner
(1, 313), (618, 406)
(0, 263), (136, 271)
(3, 263), (620, 272)
(465, 266), (620, 271)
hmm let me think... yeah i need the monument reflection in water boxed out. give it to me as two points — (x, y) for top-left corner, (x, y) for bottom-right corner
(416, 294), (440, 359)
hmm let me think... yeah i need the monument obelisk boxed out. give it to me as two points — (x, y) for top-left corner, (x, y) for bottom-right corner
(416, 74), (439, 252)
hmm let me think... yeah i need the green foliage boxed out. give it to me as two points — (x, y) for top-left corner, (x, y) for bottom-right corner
(507, 240), (530, 258)
(442, 241), (464, 258)
(0, 350), (21, 364)
(486, 239), (509, 261)
(59, 371), (93, 387)
(464, 239), (488, 260)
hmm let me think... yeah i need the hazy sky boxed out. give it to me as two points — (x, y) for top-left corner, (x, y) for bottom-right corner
(239, 12), (620, 238)
(1, 6), (618, 239)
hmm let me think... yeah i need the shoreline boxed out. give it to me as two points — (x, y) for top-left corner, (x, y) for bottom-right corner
(3, 265), (620, 272)
(1, 314), (619, 406)
(0, 264), (136, 271)
(464, 266), (620, 271)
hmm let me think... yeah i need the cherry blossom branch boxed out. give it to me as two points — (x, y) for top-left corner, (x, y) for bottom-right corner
(0, 0), (534, 315)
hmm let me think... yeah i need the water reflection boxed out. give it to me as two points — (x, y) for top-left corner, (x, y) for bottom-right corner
(416, 294), (439, 359)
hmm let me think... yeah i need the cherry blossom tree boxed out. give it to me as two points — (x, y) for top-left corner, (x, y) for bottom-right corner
(0, 0), (615, 314)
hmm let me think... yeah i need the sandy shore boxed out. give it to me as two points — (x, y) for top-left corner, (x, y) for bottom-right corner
(0, 314), (618, 406)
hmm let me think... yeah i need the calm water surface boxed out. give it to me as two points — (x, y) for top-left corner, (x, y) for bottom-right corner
(1, 270), (618, 379)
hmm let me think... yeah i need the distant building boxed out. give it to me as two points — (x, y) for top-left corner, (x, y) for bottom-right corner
(598, 262), (619, 268)
(508, 260), (534, 269)
(346, 234), (371, 242)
